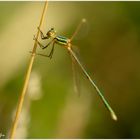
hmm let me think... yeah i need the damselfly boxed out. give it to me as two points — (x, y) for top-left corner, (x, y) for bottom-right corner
(32, 19), (117, 121)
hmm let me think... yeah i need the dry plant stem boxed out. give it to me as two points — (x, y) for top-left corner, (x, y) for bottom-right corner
(9, 1), (48, 139)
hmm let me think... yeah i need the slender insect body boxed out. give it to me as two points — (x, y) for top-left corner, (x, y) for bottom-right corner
(34, 19), (117, 121)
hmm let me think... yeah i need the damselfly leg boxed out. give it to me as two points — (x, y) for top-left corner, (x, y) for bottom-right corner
(33, 36), (55, 59)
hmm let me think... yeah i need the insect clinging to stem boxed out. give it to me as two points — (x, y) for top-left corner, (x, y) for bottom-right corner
(32, 18), (117, 121)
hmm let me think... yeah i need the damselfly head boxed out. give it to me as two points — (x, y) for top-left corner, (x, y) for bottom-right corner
(47, 28), (56, 38)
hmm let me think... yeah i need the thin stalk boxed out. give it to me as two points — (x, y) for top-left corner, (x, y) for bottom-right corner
(9, 1), (48, 138)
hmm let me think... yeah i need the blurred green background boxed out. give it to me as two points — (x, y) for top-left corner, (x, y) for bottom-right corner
(0, 1), (140, 139)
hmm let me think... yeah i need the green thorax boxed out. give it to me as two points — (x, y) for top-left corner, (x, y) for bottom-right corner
(55, 35), (70, 45)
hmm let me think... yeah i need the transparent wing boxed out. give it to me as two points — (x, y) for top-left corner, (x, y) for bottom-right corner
(70, 18), (89, 41)
(70, 50), (81, 96)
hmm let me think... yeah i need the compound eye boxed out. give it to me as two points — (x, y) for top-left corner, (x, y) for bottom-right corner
(46, 30), (51, 36)
(51, 27), (54, 31)
(47, 31), (51, 35)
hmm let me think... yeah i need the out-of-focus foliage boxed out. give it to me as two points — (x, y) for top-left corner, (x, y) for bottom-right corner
(0, 1), (140, 139)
